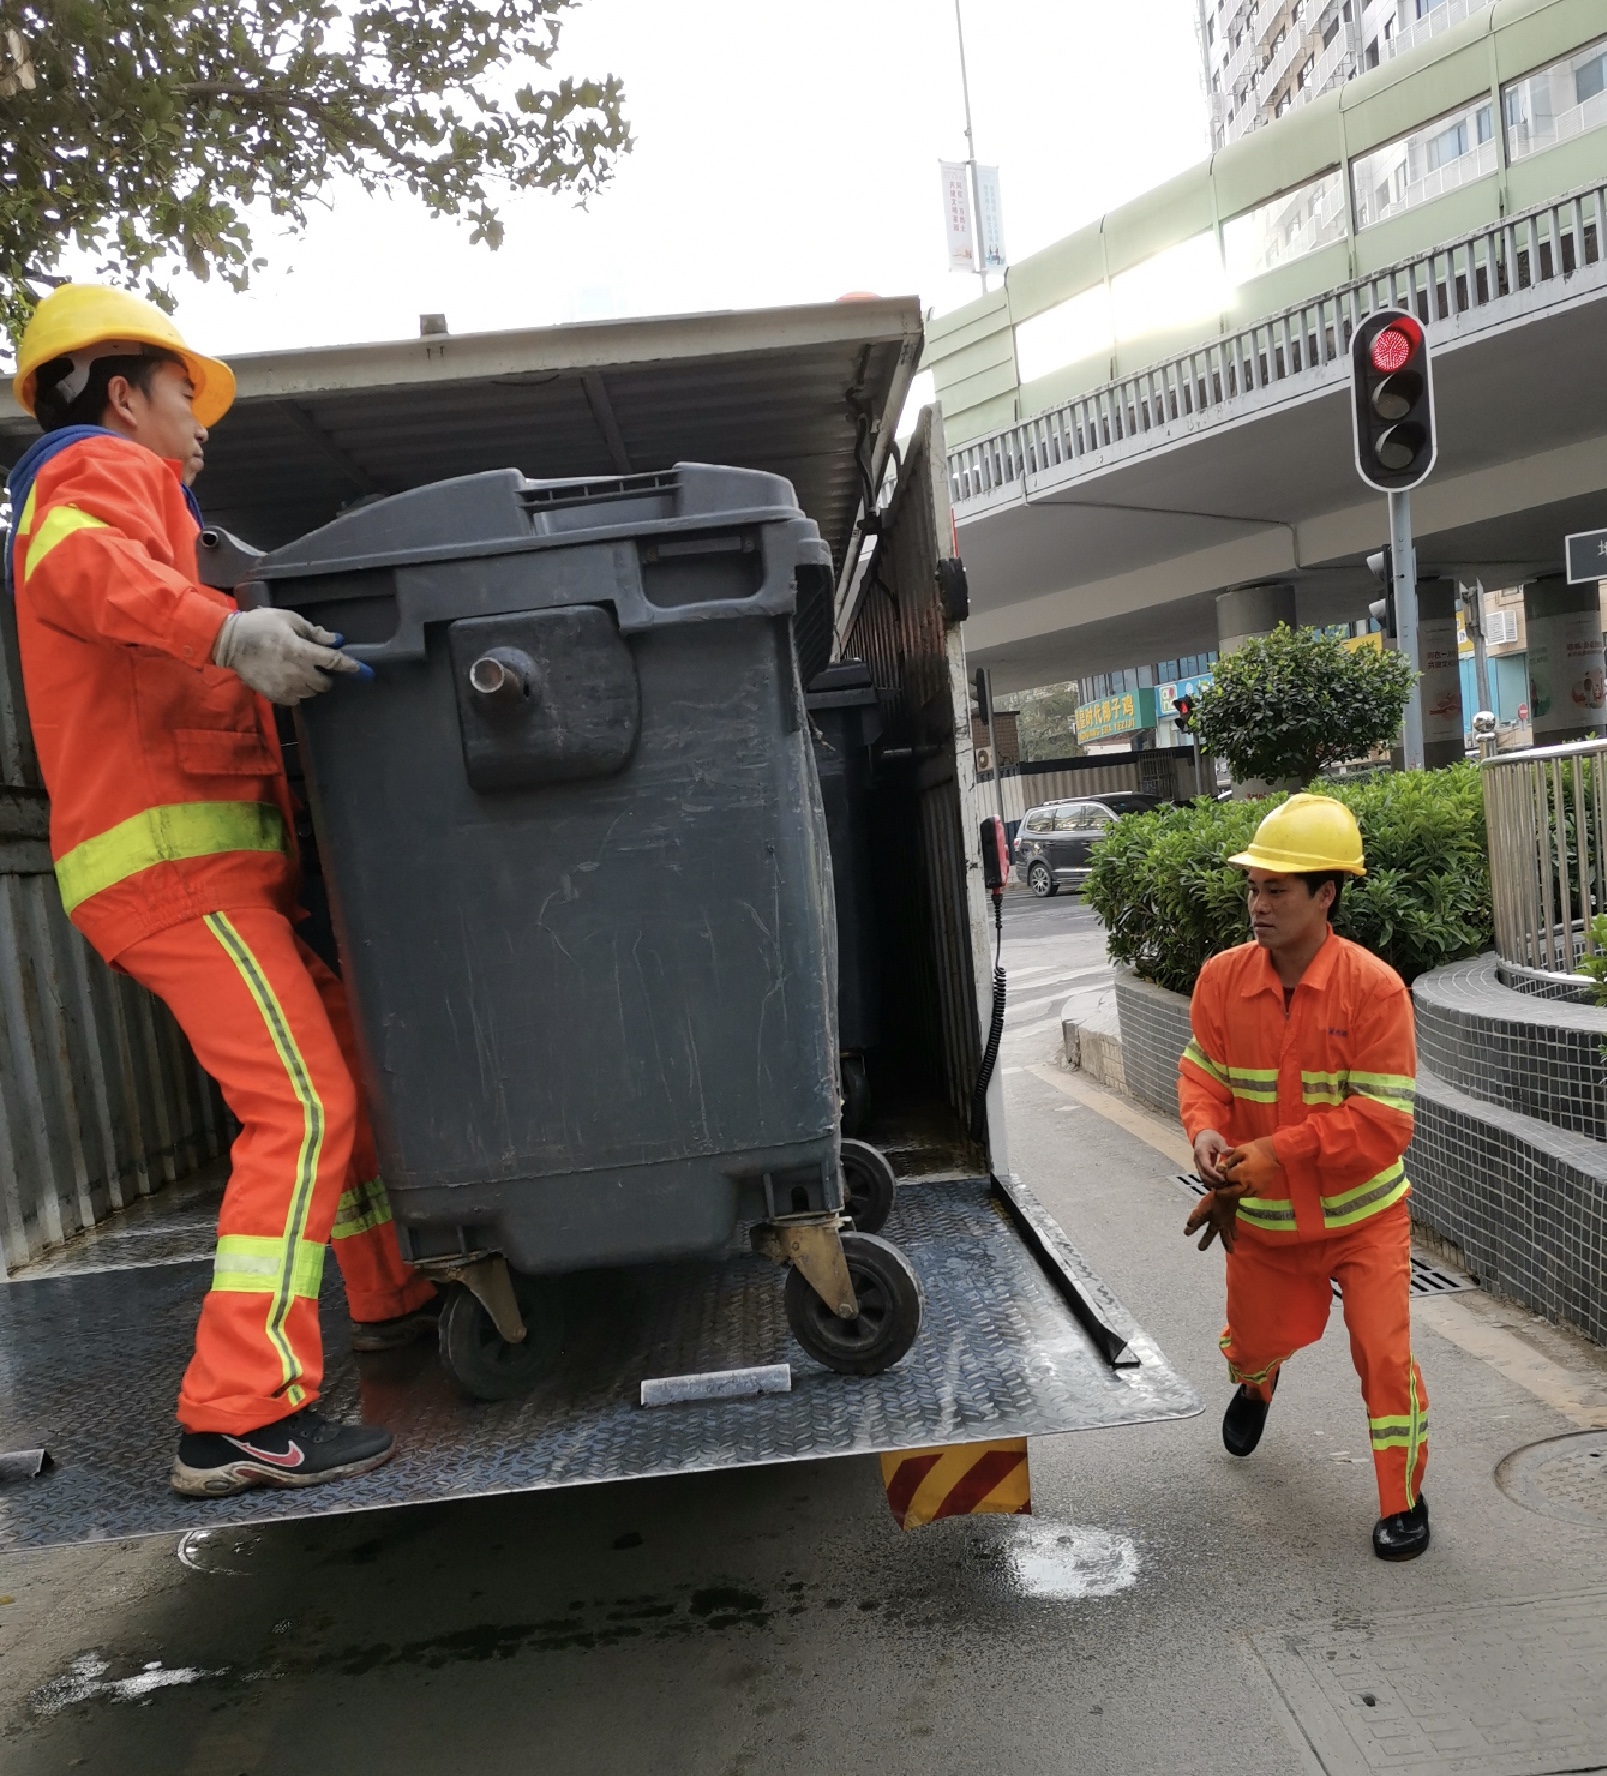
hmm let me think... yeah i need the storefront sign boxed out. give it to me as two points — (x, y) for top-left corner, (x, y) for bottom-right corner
(1156, 673), (1213, 717)
(1075, 686), (1157, 743)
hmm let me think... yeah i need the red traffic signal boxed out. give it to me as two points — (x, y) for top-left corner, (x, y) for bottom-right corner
(1351, 308), (1435, 493)
(1173, 694), (1196, 733)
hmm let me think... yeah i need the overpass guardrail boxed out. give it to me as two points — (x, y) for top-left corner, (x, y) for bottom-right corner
(948, 178), (1607, 514)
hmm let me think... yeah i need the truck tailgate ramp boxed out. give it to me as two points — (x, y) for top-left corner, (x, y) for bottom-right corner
(0, 1176), (1199, 1550)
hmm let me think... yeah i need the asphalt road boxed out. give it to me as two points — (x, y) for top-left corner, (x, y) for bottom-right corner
(6, 894), (1607, 1773)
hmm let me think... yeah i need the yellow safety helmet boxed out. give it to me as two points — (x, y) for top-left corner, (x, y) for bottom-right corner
(12, 284), (235, 427)
(1229, 792), (1366, 877)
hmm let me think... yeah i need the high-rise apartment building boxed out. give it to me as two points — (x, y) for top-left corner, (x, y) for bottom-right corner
(1197, 0), (1496, 149)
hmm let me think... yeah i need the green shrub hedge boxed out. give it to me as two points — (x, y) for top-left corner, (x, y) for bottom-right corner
(1082, 764), (1492, 995)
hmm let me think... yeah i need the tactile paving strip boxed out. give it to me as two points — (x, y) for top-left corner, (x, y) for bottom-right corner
(1172, 1175), (1477, 1297)
(1496, 1431), (1607, 1528)
(1253, 1591), (1607, 1774)
(0, 1177), (1200, 1550)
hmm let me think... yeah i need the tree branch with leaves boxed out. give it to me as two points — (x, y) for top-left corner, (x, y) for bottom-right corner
(0, 0), (632, 349)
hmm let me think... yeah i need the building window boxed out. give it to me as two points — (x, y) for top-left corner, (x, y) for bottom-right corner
(1297, 53), (1316, 88)
(1323, 15), (1341, 47)
(1223, 168), (1347, 281)
(1275, 91), (1293, 116)
(1503, 33), (1607, 164)
(1351, 99), (1499, 230)
(1366, 37), (1378, 67)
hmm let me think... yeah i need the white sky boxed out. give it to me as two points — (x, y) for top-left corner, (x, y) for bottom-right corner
(152, 0), (1211, 358)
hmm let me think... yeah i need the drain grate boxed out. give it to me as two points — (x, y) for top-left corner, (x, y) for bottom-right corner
(1497, 1431), (1607, 1527)
(1172, 1176), (1476, 1298)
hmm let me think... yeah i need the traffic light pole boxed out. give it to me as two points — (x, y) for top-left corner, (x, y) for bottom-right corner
(979, 667), (1006, 829)
(1389, 488), (1425, 771)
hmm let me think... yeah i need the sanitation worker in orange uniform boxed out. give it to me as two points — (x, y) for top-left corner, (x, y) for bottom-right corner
(6, 285), (437, 1498)
(1178, 794), (1429, 1561)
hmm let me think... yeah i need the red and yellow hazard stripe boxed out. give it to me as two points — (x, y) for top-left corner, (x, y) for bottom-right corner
(880, 1439), (1031, 1530)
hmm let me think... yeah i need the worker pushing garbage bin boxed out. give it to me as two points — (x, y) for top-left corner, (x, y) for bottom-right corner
(250, 464), (924, 1398)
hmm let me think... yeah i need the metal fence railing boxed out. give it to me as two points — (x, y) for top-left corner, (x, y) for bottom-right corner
(948, 177), (1607, 512)
(1481, 735), (1607, 989)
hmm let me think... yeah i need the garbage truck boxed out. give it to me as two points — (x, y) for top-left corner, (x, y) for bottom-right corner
(0, 298), (1198, 1547)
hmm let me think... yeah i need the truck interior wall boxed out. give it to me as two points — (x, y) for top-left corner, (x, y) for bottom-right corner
(842, 412), (984, 1145)
(0, 586), (229, 1275)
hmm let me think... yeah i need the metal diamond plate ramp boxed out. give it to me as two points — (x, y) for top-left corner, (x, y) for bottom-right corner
(0, 1176), (1199, 1550)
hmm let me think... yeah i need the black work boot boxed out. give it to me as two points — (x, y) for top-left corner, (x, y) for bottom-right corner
(350, 1291), (442, 1353)
(171, 1408), (395, 1498)
(1222, 1375), (1277, 1458)
(1373, 1495), (1430, 1561)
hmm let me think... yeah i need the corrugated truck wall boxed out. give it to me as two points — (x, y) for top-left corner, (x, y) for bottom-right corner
(0, 582), (227, 1274)
(844, 411), (984, 1127)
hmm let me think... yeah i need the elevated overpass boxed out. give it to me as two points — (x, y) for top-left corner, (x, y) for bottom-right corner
(926, 0), (1607, 690)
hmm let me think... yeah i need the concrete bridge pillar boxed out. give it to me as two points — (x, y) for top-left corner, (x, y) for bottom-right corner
(1215, 581), (1296, 656)
(1418, 577), (1466, 771)
(1524, 573), (1607, 745)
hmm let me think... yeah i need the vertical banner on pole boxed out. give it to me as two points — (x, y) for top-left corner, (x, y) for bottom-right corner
(975, 165), (1007, 274)
(940, 161), (976, 273)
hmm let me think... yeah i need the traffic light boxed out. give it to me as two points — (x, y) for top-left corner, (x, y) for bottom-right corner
(1351, 308), (1436, 493)
(1173, 693), (1196, 733)
(973, 666), (991, 725)
(1366, 546), (1396, 638)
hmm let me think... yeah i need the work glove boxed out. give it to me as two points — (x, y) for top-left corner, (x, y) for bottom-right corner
(1184, 1175), (1250, 1253)
(212, 608), (367, 705)
(1220, 1136), (1282, 1194)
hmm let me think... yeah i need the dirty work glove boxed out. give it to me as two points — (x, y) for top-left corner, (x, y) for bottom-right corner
(212, 608), (365, 705)
(1184, 1175), (1250, 1253)
(1220, 1136), (1282, 1194)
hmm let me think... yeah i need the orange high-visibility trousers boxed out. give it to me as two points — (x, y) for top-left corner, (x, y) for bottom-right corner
(118, 906), (435, 1434)
(1219, 1201), (1427, 1516)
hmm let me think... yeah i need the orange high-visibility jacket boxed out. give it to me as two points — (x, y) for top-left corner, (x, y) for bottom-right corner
(1178, 931), (1416, 1243)
(9, 434), (296, 961)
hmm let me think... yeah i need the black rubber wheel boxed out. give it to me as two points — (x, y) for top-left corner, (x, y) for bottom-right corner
(784, 1231), (923, 1376)
(437, 1274), (556, 1401)
(839, 1053), (872, 1138)
(1027, 861), (1057, 898)
(840, 1137), (897, 1234)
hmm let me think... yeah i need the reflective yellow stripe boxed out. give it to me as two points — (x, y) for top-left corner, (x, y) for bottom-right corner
(1220, 1333), (1284, 1387)
(23, 503), (108, 581)
(1321, 1161), (1410, 1229)
(331, 1177), (394, 1241)
(16, 486), (37, 540)
(213, 1233), (325, 1300)
(206, 913), (326, 1404)
(55, 801), (285, 913)
(1368, 1417), (1430, 1449)
(1181, 1039), (1228, 1087)
(1301, 1069), (1347, 1105)
(1348, 1071), (1416, 1112)
(1226, 1065), (1279, 1104)
(1238, 1195), (1297, 1229)
(1406, 1363), (1426, 1508)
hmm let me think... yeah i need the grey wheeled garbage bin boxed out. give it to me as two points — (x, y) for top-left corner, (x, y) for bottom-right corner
(253, 463), (923, 1397)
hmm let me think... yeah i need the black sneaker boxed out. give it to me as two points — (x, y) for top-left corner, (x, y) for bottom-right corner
(1222, 1375), (1277, 1458)
(171, 1408), (395, 1498)
(350, 1292), (442, 1353)
(1373, 1495), (1430, 1562)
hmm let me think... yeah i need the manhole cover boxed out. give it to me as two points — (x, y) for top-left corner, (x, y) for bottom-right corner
(1497, 1431), (1607, 1527)
(1172, 1177), (1475, 1297)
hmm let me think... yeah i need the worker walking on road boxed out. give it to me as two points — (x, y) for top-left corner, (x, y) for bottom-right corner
(1178, 793), (1428, 1561)
(6, 285), (437, 1498)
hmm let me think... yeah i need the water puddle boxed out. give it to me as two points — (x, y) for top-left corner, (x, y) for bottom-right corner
(176, 1527), (261, 1576)
(1001, 1521), (1140, 1601)
(31, 1652), (227, 1716)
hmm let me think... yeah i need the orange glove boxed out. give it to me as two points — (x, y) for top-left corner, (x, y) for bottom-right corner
(1184, 1175), (1249, 1253)
(1220, 1136), (1282, 1193)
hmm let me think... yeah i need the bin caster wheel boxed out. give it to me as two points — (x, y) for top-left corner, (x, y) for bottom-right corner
(438, 1276), (554, 1401)
(840, 1137), (896, 1234)
(840, 1053), (872, 1137)
(784, 1232), (923, 1376)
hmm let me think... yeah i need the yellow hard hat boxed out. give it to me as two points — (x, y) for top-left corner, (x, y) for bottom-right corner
(1229, 793), (1366, 877)
(12, 284), (235, 427)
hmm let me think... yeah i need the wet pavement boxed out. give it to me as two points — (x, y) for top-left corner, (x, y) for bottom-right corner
(5, 892), (1607, 1773)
